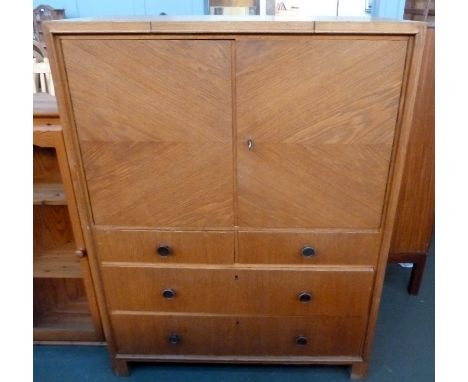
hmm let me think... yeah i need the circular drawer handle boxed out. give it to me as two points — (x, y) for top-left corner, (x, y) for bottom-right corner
(157, 244), (172, 257)
(168, 333), (181, 345)
(162, 288), (176, 299)
(301, 246), (316, 257)
(296, 336), (308, 346)
(298, 291), (312, 303)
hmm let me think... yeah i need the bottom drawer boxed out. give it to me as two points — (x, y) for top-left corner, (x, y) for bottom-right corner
(112, 314), (367, 357)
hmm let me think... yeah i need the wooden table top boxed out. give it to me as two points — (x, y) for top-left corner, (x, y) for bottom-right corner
(33, 93), (59, 118)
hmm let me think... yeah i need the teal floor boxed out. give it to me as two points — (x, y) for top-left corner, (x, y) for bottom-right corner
(34, 239), (434, 382)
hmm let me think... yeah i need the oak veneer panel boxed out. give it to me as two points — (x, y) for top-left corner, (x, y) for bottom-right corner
(33, 146), (62, 184)
(34, 243), (81, 278)
(33, 205), (75, 252)
(238, 231), (380, 265)
(61, 39), (234, 227)
(34, 277), (87, 321)
(94, 229), (234, 264)
(112, 313), (367, 356)
(34, 183), (67, 205)
(101, 266), (373, 317)
(236, 38), (408, 228)
(45, 16), (422, 35)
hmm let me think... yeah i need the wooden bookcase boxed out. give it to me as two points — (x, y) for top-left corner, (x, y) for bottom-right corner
(33, 93), (104, 342)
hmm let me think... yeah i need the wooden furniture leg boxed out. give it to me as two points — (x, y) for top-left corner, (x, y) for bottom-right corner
(113, 359), (130, 377)
(407, 254), (428, 295)
(388, 252), (428, 295)
(350, 361), (369, 380)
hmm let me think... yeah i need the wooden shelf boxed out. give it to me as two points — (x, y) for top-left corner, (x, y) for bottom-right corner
(34, 243), (81, 278)
(34, 297), (96, 341)
(34, 182), (67, 205)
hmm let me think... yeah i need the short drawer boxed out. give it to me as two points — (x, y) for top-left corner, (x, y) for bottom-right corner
(112, 313), (367, 357)
(238, 231), (380, 265)
(94, 229), (234, 264)
(101, 266), (374, 317)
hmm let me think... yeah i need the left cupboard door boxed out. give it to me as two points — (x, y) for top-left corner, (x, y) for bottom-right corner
(61, 39), (234, 228)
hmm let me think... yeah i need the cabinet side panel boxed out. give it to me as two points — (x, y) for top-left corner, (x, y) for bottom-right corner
(390, 27), (434, 254)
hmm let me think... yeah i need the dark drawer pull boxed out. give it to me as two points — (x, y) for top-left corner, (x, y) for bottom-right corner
(296, 336), (308, 346)
(301, 246), (315, 257)
(162, 288), (176, 299)
(157, 244), (172, 257)
(168, 333), (181, 345)
(298, 291), (312, 303)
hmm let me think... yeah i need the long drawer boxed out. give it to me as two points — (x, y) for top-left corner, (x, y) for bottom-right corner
(94, 229), (235, 264)
(101, 266), (374, 316)
(238, 231), (380, 266)
(112, 313), (367, 356)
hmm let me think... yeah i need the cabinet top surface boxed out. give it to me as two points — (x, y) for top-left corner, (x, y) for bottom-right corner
(45, 16), (425, 35)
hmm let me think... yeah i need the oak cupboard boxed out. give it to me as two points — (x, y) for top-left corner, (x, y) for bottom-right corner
(45, 17), (426, 379)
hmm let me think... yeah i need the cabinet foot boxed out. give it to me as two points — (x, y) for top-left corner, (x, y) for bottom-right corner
(113, 359), (130, 376)
(408, 255), (427, 295)
(350, 361), (368, 380)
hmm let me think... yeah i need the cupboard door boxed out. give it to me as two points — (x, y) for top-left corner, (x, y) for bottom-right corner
(62, 39), (234, 227)
(236, 38), (408, 228)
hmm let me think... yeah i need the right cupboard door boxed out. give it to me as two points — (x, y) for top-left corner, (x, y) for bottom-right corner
(236, 37), (409, 229)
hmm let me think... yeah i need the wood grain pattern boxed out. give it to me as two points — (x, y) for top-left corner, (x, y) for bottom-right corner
(34, 183), (67, 205)
(61, 39), (234, 227)
(111, 313), (368, 356)
(33, 205), (75, 251)
(101, 266), (374, 317)
(44, 17), (423, 35)
(390, 26), (434, 254)
(33, 286), (97, 341)
(34, 244), (81, 278)
(237, 37), (408, 228)
(45, 19), (151, 34)
(238, 231), (381, 265)
(33, 146), (62, 184)
(94, 229), (235, 264)
(33, 278), (97, 342)
(315, 20), (421, 34)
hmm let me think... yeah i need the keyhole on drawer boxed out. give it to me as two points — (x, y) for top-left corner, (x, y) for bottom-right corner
(236, 320), (240, 325)
(234, 274), (239, 281)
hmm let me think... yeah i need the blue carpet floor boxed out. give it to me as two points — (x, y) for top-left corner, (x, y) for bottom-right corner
(34, 239), (434, 382)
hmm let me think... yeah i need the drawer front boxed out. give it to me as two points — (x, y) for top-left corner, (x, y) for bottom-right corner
(94, 229), (235, 264)
(112, 314), (367, 356)
(102, 266), (373, 316)
(238, 232), (380, 265)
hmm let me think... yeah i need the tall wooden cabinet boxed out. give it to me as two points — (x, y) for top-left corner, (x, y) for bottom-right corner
(45, 18), (426, 379)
